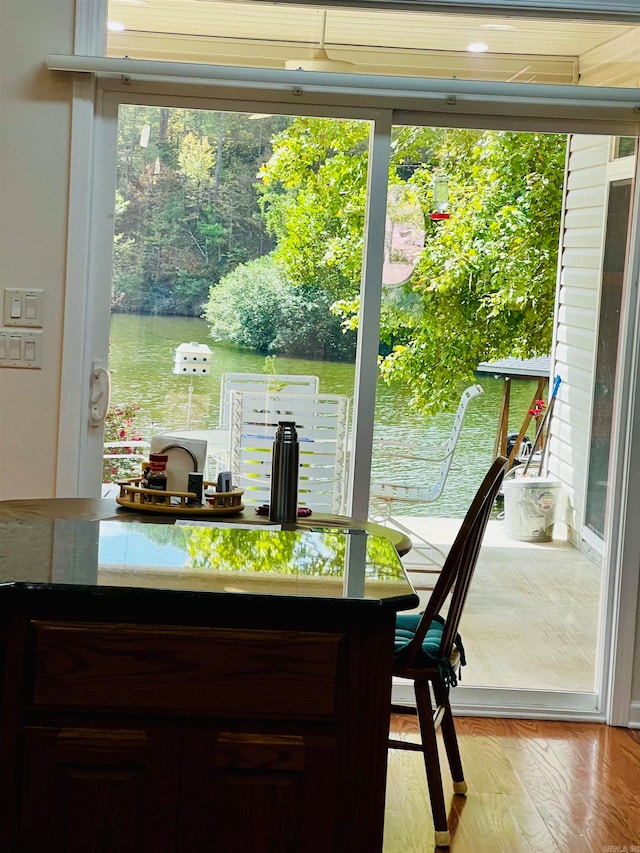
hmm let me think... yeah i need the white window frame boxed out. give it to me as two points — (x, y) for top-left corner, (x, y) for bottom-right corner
(57, 0), (640, 723)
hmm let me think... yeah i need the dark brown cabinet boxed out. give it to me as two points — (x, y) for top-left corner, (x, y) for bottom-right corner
(20, 726), (180, 853)
(19, 724), (339, 853)
(1, 590), (405, 852)
(0, 517), (417, 851)
(178, 731), (339, 853)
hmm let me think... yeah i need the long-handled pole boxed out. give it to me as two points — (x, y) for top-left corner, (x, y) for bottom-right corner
(522, 375), (561, 476)
(186, 378), (194, 429)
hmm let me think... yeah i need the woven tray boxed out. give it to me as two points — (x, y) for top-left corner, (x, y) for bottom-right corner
(115, 478), (244, 515)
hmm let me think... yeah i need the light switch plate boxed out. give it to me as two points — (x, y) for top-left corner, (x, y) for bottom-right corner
(3, 288), (44, 327)
(0, 328), (43, 368)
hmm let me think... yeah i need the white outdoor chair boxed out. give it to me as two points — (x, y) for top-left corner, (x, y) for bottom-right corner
(208, 372), (320, 476)
(219, 372), (320, 429)
(369, 384), (484, 585)
(229, 390), (350, 514)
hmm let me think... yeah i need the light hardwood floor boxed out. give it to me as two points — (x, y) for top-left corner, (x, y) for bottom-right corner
(395, 517), (601, 692)
(384, 713), (640, 852)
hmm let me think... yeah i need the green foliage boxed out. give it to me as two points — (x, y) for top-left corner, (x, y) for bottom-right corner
(261, 121), (566, 413)
(113, 107), (291, 316)
(133, 526), (403, 581)
(112, 107), (566, 408)
(262, 355), (289, 391)
(259, 117), (372, 299)
(378, 131), (566, 412)
(204, 255), (356, 359)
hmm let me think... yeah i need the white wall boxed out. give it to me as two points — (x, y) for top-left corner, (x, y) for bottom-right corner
(549, 134), (609, 541)
(0, 0), (74, 499)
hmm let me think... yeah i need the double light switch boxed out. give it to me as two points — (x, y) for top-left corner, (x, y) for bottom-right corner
(1, 289), (44, 368)
(0, 329), (42, 368)
(3, 288), (44, 327)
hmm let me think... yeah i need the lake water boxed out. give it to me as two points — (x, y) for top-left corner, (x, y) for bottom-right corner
(109, 314), (542, 516)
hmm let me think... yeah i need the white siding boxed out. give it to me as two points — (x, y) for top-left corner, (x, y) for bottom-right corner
(549, 134), (608, 540)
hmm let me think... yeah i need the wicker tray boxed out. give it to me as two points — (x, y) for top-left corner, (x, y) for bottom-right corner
(115, 478), (244, 515)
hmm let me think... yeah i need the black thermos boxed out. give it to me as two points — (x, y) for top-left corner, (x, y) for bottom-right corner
(269, 421), (299, 523)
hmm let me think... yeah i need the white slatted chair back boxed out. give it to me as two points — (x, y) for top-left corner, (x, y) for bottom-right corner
(229, 390), (350, 513)
(219, 373), (320, 429)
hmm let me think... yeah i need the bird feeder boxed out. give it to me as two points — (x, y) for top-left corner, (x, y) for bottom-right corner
(173, 342), (212, 428)
(173, 342), (212, 375)
(429, 173), (450, 221)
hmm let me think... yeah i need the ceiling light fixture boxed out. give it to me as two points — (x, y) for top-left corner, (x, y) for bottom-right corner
(285, 10), (355, 73)
(467, 42), (489, 53)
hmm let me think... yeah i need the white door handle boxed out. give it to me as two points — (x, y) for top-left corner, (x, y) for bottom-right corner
(90, 363), (111, 426)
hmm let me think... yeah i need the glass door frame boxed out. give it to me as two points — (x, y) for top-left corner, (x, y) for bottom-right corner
(60, 73), (640, 723)
(78, 87), (392, 517)
(583, 155), (637, 551)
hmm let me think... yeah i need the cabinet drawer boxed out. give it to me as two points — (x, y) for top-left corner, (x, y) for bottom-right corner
(32, 621), (342, 718)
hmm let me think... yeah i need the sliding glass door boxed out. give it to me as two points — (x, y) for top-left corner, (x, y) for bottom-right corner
(104, 106), (366, 489)
(78, 77), (640, 719)
(87, 94), (389, 521)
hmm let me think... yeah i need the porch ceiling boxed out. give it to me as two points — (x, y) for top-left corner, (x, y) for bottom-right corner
(107, 0), (640, 85)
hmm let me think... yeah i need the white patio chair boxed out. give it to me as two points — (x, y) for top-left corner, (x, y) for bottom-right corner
(208, 372), (321, 476)
(229, 389), (350, 514)
(219, 372), (320, 429)
(369, 384), (484, 585)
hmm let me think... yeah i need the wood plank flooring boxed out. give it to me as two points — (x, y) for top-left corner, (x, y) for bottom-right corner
(384, 714), (640, 852)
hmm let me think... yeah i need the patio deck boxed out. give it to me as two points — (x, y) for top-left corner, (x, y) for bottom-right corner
(101, 481), (600, 693)
(394, 515), (601, 693)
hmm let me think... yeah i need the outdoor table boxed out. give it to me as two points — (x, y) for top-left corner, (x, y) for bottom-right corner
(477, 356), (551, 465)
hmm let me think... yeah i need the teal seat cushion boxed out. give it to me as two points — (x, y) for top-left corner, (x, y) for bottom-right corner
(394, 613), (465, 686)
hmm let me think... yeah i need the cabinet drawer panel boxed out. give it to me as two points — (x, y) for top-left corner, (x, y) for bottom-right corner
(33, 621), (342, 718)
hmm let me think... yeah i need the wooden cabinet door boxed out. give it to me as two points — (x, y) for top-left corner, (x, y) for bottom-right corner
(19, 727), (180, 853)
(178, 731), (339, 853)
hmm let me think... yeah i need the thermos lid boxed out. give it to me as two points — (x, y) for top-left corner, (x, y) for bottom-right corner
(276, 420), (298, 437)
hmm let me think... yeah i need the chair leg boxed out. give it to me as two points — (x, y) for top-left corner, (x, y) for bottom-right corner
(414, 680), (451, 847)
(433, 681), (467, 795)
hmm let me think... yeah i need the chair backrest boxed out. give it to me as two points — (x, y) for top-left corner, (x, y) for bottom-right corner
(219, 373), (320, 429)
(401, 455), (508, 668)
(428, 384), (484, 502)
(229, 390), (350, 513)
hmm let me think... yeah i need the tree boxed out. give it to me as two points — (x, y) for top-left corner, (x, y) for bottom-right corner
(259, 121), (566, 413)
(259, 117), (375, 299)
(113, 106), (292, 315)
(203, 254), (356, 359)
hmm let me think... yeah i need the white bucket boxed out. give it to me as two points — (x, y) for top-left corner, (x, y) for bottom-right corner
(502, 477), (565, 542)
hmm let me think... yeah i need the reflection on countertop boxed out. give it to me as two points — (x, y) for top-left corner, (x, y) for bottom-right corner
(0, 519), (416, 605)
